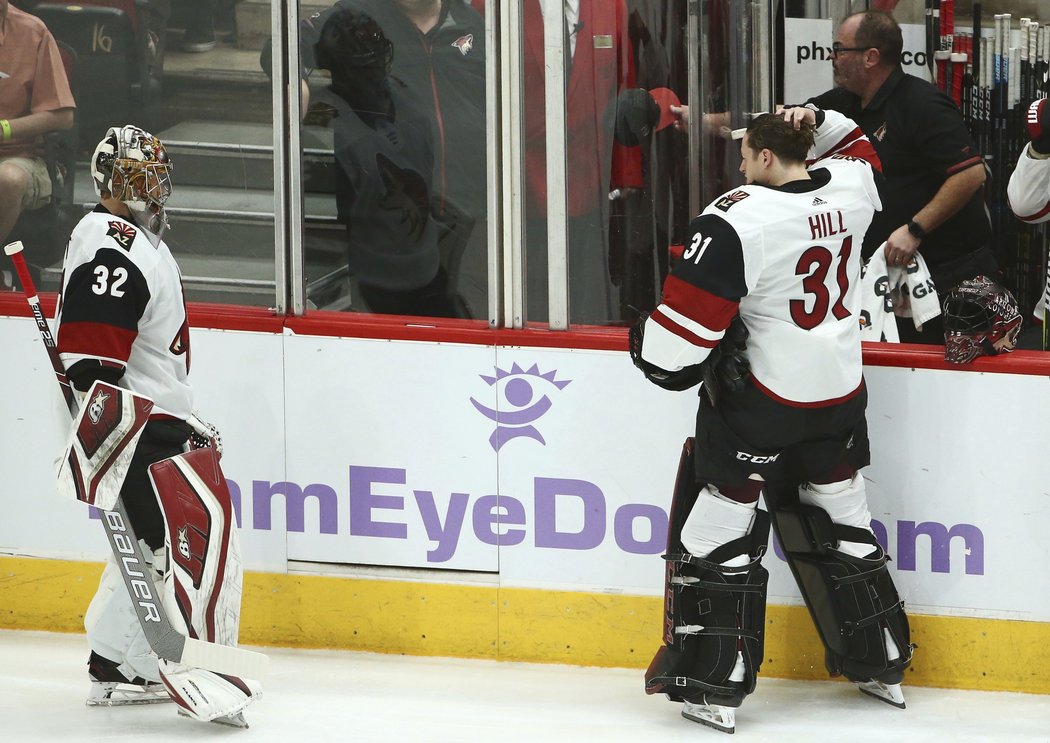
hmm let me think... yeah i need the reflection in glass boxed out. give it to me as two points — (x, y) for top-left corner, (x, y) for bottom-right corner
(267, 0), (488, 319)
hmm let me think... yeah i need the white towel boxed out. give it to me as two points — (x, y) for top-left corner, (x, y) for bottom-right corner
(860, 243), (941, 342)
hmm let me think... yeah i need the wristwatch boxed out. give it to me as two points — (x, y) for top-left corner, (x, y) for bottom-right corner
(907, 219), (926, 239)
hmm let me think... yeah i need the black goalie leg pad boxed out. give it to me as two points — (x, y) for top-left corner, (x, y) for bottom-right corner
(645, 509), (771, 708)
(770, 494), (912, 685)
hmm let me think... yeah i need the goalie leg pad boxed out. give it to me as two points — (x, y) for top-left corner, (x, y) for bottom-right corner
(645, 445), (771, 708)
(158, 658), (260, 724)
(769, 483), (912, 685)
(149, 447), (244, 647)
(645, 511), (770, 707)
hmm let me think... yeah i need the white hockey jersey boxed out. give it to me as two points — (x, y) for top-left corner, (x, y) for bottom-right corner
(1006, 147), (1050, 320)
(56, 207), (193, 419)
(641, 109), (882, 405)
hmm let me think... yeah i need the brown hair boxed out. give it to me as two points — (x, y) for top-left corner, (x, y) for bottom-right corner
(745, 113), (814, 165)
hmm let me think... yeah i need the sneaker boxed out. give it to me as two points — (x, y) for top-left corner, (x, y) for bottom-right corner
(86, 651), (170, 707)
(182, 28), (216, 53)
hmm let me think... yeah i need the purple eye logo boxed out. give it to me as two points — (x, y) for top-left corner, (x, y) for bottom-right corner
(470, 363), (571, 451)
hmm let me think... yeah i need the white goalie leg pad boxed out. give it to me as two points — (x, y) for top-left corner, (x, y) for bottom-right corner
(158, 658), (261, 723)
(149, 447), (244, 647)
(84, 546), (164, 684)
(799, 473), (875, 559)
(57, 381), (154, 510)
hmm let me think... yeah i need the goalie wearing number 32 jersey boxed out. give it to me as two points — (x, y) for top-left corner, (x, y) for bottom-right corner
(641, 106), (881, 406)
(56, 205), (192, 420)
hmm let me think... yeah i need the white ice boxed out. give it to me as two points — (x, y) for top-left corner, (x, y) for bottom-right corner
(2, 630), (1047, 742)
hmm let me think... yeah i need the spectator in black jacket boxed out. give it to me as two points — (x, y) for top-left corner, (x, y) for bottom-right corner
(262, 0), (488, 317)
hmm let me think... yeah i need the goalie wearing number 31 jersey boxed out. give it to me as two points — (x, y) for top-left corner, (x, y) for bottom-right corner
(638, 109), (912, 735)
(641, 107), (881, 406)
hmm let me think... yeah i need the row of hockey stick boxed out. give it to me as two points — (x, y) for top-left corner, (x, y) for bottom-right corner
(929, 4), (1048, 327)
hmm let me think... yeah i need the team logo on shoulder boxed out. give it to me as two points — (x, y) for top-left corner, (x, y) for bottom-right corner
(106, 220), (137, 250)
(451, 34), (474, 56)
(715, 190), (749, 212)
(873, 123), (887, 142)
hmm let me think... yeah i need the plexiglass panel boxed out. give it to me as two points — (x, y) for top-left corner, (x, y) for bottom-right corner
(16, 0), (280, 306)
(286, 0), (491, 319)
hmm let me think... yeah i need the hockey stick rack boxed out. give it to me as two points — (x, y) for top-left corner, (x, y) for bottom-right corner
(4, 240), (268, 680)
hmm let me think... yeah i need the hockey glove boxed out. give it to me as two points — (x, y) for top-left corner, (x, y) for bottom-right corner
(628, 315), (707, 392)
(1026, 98), (1050, 155)
(699, 316), (751, 407)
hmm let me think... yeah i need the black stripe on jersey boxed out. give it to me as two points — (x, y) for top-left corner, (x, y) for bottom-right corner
(61, 247), (151, 332)
(675, 214), (748, 302)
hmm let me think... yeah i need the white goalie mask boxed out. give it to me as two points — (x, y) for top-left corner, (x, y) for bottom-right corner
(91, 125), (173, 237)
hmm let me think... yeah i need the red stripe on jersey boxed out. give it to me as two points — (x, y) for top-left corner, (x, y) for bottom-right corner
(661, 274), (740, 333)
(751, 374), (864, 407)
(649, 307), (719, 349)
(58, 321), (136, 364)
(837, 138), (882, 170)
(946, 156), (983, 176)
(1012, 199), (1050, 223)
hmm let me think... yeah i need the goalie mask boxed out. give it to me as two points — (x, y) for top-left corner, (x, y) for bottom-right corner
(942, 275), (1022, 364)
(91, 125), (173, 237)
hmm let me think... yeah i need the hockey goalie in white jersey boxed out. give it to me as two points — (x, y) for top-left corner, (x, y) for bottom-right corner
(631, 107), (912, 734)
(54, 125), (261, 726)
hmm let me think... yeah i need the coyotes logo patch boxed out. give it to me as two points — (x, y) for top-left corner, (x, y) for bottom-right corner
(451, 33), (474, 56)
(107, 220), (137, 250)
(715, 190), (749, 212)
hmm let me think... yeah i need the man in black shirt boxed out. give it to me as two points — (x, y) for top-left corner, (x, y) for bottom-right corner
(809, 10), (994, 343)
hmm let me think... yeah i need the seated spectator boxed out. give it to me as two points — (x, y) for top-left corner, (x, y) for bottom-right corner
(312, 5), (463, 317)
(0, 0), (75, 286)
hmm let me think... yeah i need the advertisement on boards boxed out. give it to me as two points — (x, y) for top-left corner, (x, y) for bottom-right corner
(2, 318), (1049, 621)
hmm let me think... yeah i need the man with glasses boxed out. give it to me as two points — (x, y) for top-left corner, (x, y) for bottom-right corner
(810, 10), (993, 344)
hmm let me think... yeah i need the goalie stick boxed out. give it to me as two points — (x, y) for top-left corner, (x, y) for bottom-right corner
(4, 240), (268, 680)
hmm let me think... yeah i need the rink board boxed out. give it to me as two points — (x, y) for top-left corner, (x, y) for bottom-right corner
(1, 311), (1049, 693)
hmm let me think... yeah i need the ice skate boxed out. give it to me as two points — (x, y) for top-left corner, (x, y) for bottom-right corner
(86, 652), (170, 707)
(682, 700), (736, 734)
(857, 679), (906, 709)
(177, 708), (249, 728)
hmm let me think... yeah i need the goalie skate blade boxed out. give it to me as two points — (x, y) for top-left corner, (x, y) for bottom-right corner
(682, 701), (736, 734)
(86, 682), (171, 707)
(858, 680), (906, 709)
(177, 707), (249, 728)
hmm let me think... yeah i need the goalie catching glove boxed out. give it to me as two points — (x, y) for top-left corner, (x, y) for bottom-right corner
(629, 314), (751, 405)
(188, 413), (223, 458)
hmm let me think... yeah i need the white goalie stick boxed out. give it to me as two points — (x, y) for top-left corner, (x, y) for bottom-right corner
(4, 240), (268, 680)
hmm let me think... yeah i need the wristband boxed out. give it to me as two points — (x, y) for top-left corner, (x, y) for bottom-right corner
(907, 219), (926, 239)
(0, 120), (10, 141)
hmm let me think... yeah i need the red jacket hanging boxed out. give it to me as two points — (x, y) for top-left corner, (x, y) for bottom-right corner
(520, 0), (643, 216)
